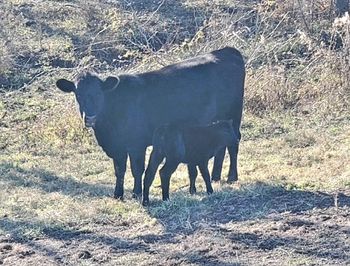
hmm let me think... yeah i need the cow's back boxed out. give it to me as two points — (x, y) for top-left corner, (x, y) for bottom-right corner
(141, 47), (245, 129)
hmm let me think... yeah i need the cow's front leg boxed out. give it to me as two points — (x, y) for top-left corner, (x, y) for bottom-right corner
(113, 152), (127, 199)
(129, 149), (146, 199)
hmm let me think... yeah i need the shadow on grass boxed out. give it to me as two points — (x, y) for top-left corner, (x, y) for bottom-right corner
(0, 217), (152, 264)
(1, 181), (349, 264)
(0, 162), (114, 198)
(0, 217), (241, 265)
(145, 182), (350, 263)
(147, 182), (350, 232)
(225, 230), (349, 262)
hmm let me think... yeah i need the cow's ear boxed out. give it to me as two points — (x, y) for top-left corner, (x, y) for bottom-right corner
(56, 79), (76, 93)
(102, 76), (120, 92)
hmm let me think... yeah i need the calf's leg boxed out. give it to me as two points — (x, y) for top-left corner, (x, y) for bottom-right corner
(159, 161), (178, 201)
(211, 147), (225, 181)
(227, 136), (240, 183)
(198, 162), (214, 195)
(143, 150), (163, 206)
(113, 152), (128, 199)
(187, 164), (198, 194)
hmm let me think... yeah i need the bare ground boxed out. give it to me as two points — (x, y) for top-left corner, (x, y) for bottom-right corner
(1, 184), (349, 266)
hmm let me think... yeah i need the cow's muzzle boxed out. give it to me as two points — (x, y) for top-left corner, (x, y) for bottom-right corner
(84, 115), (97, 128)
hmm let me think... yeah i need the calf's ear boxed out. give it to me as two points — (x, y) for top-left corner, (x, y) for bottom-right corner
(102, 76), (120, 92)
(56, 79), (76, 93)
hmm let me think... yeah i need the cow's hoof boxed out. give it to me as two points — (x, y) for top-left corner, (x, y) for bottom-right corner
(114, 188), (124, 199)
(132, 193), (142, 200)
(211, 176), (221, 182)
(189, 187), (197, 195)
(227, 176), (238, 184)
(114, 194), (124, 200)
(142, 199), (149, 206)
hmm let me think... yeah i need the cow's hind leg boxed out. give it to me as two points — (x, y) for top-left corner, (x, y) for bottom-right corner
(159, 161), (178, 201)
(143, 150), (163, 206)
(129, 149), (146, 199)
(212, 147), (225, 181)
(198, 162), (214, 195)
(227, 131), (241, 183)
(187, 164), (198, 194)
(113, 152), (128, 199)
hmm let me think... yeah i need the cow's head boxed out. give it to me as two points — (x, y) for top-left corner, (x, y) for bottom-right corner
(56, 73), (120, 128)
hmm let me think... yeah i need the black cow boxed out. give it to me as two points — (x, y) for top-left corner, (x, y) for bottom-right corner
(55, 47), (245, 199)
(142, 120), (238, 205)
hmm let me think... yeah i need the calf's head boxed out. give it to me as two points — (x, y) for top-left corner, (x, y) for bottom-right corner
(56, 73), (120, 127)
(213, 120), (239, 146)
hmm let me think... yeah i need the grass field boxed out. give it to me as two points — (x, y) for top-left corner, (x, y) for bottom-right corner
(1, 0), (350, 265)
(1, 88), (349, 265)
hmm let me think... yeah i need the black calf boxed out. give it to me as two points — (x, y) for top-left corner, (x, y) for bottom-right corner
(143, 120), (238, 205)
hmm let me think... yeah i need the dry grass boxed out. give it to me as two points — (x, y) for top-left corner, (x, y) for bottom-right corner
(1, 0), (350, 265)
(1, 86), (349, 264)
